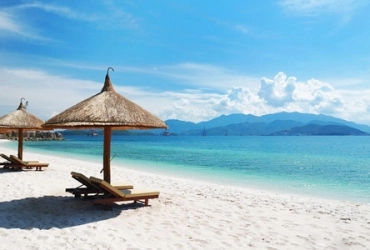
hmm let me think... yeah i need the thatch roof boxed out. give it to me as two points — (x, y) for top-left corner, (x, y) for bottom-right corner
(0, 101), (45, 130)
(43, 70), (167, 130)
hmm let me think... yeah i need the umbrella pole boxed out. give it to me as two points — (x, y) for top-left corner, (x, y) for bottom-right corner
(18, 128), (24, 160)
(103, 127), (111, 183)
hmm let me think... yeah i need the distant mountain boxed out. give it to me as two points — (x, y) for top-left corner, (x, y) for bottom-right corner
(197, 114), (258, 128)
(163, 119), (199, 134)
(269, 124), (367, 136)
(165, 112), (370, 136)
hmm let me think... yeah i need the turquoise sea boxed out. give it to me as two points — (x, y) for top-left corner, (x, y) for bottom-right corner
(9, 135), (370, 203)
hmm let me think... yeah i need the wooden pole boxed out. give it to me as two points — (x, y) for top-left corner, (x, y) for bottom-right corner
(103, 127), (111, 183)
(18, 128), (24, 160)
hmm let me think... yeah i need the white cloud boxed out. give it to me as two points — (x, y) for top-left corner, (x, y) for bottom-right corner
(148, 63), (259, 90)
(155, 87), (267, 123)
(0, 68), (102, 120)
(0, 11), (52, 41)
(6, 2), (97, 21)
(0, 2), (135, 42)
(235, 24), (249, 34)
(34, 3), (96, 21)
(258, 72), (295, 107)
(279, 0), (368, 17)
(0, 3), (71, 41)
(154, 90), (222, 122)
(335, 89), (370, 124)
(0, 12), (20, 33)
(256, 72), (347, 117)
(24, 1), (137, 29)
(52, 61), (261, 91)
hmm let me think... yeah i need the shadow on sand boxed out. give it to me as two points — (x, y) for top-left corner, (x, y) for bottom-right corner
(0, 166), (47, 173)
(0, 195), (146, 229)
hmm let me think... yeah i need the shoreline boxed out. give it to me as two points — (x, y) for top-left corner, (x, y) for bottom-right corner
(0, 140), (370, 249)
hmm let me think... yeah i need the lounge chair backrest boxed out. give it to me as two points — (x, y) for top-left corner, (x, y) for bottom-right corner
(1, 154), (12, 162)
(71, 172), (100, 190)
(90, 176), (125, 198)
(10, 155), (25, 165)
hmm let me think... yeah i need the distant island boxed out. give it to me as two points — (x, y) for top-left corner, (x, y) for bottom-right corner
(59, 112), (370, 136)
(0, 131), (64, 141)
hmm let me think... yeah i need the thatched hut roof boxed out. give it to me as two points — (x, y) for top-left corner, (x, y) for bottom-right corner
(0, 99), (49, 160)
(0, 101), (45, 130)
(43, 70), (167, 130)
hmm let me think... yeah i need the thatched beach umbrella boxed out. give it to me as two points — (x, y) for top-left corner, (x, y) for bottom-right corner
(43, 68), (167, 183)
(0, 99), (46, 160)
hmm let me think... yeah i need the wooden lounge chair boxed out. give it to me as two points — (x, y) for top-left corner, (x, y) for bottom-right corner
(1, 153), (39, 169)
(65, 172), (134, 198)
(9, 155), (48, 171)
(90, 176), (160, 210)
(0, 154), (13, 168)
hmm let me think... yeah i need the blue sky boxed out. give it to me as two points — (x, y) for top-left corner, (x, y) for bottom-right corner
(1, 0), (370, 125)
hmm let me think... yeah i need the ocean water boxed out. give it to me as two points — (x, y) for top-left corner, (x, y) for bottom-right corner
(11, 135), (370, 203)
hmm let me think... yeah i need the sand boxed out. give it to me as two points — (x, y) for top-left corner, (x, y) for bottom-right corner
(0, 140), (369, 250)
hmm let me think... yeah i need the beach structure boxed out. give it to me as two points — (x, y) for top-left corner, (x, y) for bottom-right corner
(0, 98), (49, 160)
(8, 154), (49, 171)
(43, 67), (167, 183)
(90, 176), (160, 209)
(65, 171), (133, 198)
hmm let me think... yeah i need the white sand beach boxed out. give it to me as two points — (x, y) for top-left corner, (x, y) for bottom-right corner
(0, 140), (369, 250)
